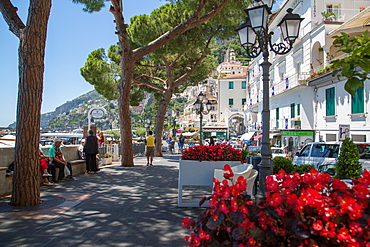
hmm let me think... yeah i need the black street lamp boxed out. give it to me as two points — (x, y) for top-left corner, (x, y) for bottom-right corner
(193, 92), (212, 144)
(144, 119), (151, 132)
(237, 1), (303, 197)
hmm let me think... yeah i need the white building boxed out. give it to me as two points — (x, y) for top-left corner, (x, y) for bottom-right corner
(245, 0), (370, 151)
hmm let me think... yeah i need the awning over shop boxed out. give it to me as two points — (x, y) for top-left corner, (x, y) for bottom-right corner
(254, 134), (263, 140)
(182, 132), (196, 137)
(329, 6), (370, 36)
(240, 132), (255, 141)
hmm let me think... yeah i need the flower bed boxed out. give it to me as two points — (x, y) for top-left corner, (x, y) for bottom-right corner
(182, 166), (370, 246)
(181, 144), (242, 161)
(178, 144), (242, 207)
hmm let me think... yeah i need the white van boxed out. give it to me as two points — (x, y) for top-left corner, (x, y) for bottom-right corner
(293, 142), (370, 170)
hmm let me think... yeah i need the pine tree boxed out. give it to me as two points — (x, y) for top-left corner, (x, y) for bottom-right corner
(335, 138), (362, 179)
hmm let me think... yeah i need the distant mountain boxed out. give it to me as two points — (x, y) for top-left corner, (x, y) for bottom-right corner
(8, 90), (101, 128)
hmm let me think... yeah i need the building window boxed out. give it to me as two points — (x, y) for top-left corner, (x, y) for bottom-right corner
(276, 107), (279, 128)
(242, 98), (246, 105)
(291, 103), (296, 118)
(229, 81), (234, 89)
(327, 4), (340, 21)
(229, 98), (234, 105)
(241, 81), (246, 89)
(352, 87), (364, 114)
(297, 104), (300, 116)
(326, 87), (335, 116)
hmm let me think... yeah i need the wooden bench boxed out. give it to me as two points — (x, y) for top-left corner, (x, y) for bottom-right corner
(0, 146), (87, 197)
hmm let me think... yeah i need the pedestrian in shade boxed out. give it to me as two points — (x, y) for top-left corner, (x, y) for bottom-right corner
(84, 129), (99, 173)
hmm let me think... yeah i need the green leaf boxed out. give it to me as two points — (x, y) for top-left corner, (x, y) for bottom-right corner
(232, 226), (246, 241)
(206, 212), (225, 230)
(229, 211), (244, 224)
(344, 78), (363, 96)
(248, 227), (264, 239)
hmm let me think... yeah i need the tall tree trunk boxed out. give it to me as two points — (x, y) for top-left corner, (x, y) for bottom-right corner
(154, 90), (174, 157)
(110, 1), (134, 167)
(8, 0), (51, 206)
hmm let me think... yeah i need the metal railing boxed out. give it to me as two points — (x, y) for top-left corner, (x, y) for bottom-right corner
(98, 143), (145, 161)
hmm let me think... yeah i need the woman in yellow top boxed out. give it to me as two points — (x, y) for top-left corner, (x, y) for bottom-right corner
(145, 131), (156, 166)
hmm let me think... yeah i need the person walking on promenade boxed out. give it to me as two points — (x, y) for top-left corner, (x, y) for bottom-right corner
(178, 134), (185, 154)
(145, 130), (156, 166)
(84, 129), (99, 173)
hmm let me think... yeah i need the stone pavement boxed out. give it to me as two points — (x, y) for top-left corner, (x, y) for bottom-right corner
(0, 154), (204, 247)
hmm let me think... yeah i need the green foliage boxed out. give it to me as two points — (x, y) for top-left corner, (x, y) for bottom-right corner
(103, 130), (120, 139)
(80, 46), (145, 105)
(211, 36), (250, 65)
(335, 138), (362, 179)
(293, 164), (316, 174)
(331, 30), (370, 95)
(273, 157), (294, 174)
(321, 11), (336, 20)
(135, 127), (146, 137)
(71, 0), (106, 13)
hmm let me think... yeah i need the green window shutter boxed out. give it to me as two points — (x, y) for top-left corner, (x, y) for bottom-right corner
(290, 103), (295, 118)
(326, 87), (335, 116)
(241, 81), (246, 89)
(242, 98), (246, 105)
(229, 98), (234, 105)
(297, 104), (300, 116)
(276, 107), (279, 128)
(229, 81), (234, 89)
(352, 87), (364, 114)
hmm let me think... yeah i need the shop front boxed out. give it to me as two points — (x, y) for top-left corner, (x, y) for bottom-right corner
(280, 130), (315, 158)
(202, 127), (228, 141)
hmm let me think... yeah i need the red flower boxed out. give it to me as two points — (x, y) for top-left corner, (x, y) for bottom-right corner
(248, 238), (256, 246)
(337, 228), (350, 241)
(198, 230), (210, 240)
(312, 220), (323, 231)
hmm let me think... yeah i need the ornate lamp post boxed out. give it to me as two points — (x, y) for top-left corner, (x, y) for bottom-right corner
(194, 92), (212, 144)
(144, 119), (151, 132)
(237, 0), (303, 197)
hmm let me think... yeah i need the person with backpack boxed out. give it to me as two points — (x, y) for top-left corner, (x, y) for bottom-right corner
(168, 137), (175, 154)
(178, 134), (185, 154)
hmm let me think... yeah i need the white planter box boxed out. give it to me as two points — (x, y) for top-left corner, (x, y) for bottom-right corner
(178, 160), (240, 207)
(101, 157), (112, 165)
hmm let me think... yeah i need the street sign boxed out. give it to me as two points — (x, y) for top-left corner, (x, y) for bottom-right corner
(339, 124), (350, 140)
(91, 109), (104, 119)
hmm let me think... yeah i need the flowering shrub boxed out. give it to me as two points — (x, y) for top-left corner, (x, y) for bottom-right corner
(182, 166), (370, 247)
(100, 153), (112, 158)
(181, 144), (242, 161)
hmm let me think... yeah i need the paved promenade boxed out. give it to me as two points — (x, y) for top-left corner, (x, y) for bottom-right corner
(0, 154), (204, 247)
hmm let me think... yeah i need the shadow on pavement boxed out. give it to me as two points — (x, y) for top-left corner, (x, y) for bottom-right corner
(0, 154), (203, 247)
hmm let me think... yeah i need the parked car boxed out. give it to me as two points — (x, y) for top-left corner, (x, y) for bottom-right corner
(293, 142), (370, 169)
(271, 147), (287, 159)
(247, 146), (261, 154)
(231, 144), (243, 150)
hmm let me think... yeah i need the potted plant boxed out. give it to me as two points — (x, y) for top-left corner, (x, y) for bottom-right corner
(178, 144), (242, 207)
(335, 137), (362, 181)
(100, 153), (112, 165)
(183, 166), (370, 246)
(321, 11), (336, 21)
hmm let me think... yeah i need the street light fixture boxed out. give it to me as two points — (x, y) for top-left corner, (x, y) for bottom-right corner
(193, 92), (212, 144)
(144, 119), (151, 132)
(237, 2), (303, 197)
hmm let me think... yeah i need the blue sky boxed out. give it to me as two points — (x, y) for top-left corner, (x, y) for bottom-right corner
(0, 0), (165, 126)
(0, 0), (286, 127)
